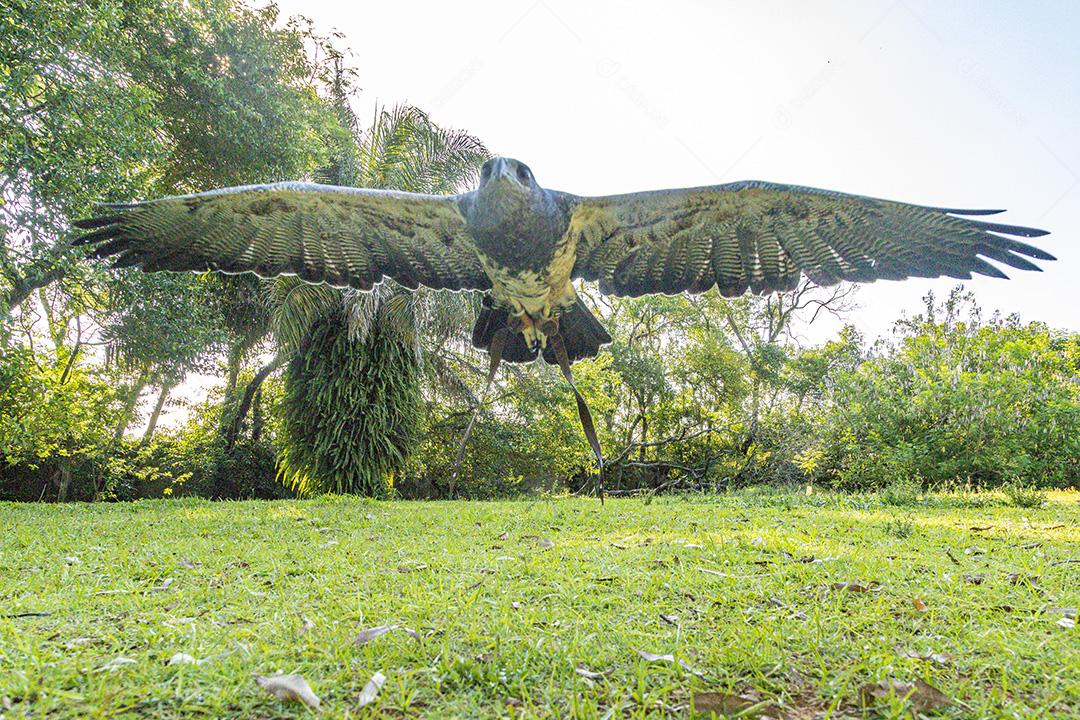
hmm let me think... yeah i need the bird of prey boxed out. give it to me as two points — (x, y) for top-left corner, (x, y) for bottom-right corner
(74, 156), (1053, 370)
(75, 157), (1054, 494)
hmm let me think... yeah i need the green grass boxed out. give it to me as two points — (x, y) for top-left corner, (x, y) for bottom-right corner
(1, 490), (1077, 718)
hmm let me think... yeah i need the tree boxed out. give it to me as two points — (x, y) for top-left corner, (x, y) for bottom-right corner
(2, 0), (346, 319)
(272, 104), (489, 496)
(810, 288), (1080, 489)
(1, 0), (351, 497)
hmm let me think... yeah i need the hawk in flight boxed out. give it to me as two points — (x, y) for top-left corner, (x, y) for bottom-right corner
(75, 157), (1053, 367)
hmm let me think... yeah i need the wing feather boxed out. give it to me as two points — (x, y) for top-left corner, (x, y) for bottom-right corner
(563, 181), (1052, 297)
(73, 182), (491, 292)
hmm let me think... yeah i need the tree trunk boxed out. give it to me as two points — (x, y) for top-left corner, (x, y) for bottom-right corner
(140, 385), (172, 446)
(639, 411), (648, 462)
(251, 388), (264, 444)
(113, 371), (149, 443)
(225, 356), (281, 449)
(56, 460), (72, 502)
(223, 342), (244, 402)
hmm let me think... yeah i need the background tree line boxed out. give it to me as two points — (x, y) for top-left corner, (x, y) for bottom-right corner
(2, 0), (1077, 502)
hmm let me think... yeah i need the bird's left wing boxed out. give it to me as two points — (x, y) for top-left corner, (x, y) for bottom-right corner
(560, 181), (1052, 297)
(74, 182), (491, 292)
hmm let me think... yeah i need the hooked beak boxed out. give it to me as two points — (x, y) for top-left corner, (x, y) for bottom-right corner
(491, 158), (515, 184)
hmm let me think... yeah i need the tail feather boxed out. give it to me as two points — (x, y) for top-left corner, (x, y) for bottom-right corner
(471, 295), (612, 365)
(471, 297), (537, 363)
(541, 297), (612, 365)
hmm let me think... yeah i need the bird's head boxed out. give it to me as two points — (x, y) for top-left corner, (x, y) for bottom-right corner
(478, 157), (538, 199)
(468, 156), (559, 241)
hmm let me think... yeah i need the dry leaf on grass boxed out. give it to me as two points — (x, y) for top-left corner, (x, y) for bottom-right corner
(912, 598), (928, 612)
(961, 573), (984, 585)
(899, 649), (952, 665)
(1045, 606), (1077, 618)
(860, 678), (951, 712)
(354, 624), (419, 645)
(693, 691), (775, 717)
(497, 532), (509, 541)
(167, 653), (200, 666)
(357, 671), (385, 708)
(574, 667), (612, 679)
(832, 581), (882, 593)
(255, 673), (320, 709)
(538, 538), (555, 550)
(1057, 617), (1076, 629)
(1006, 572), (1041, 587)
(637, 651), (705, 677)
(97, 657), (137, 672)
(354, 625), (395, 645)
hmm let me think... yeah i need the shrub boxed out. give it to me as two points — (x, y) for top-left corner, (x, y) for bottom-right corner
(809, 291), (1079, 491)
(1003, 481), (1046, 509)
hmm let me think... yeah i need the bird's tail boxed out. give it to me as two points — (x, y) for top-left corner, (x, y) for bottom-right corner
(471, 295), (612, 365)
(541, 297), (611, 366)
(471, 296), (537, 363)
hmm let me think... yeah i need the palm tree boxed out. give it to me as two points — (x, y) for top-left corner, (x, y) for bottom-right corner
(273, 103), (489, 496)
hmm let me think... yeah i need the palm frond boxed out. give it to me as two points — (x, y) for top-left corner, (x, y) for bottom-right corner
(269, 277), (341, 354)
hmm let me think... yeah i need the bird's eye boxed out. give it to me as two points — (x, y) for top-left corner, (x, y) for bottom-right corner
(516, 165), (531, 183)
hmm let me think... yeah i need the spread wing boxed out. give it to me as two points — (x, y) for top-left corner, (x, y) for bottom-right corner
(73, 182), (491, 292)
(561, 181), (1053, 297)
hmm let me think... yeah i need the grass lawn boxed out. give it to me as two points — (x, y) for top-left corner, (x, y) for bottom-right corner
(1, 490), (1077, 718)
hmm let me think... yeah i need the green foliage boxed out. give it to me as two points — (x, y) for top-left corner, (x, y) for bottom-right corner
(101, 272), (228, 384)
(270, 103), (488, 497)
(1003, 481), (1046, 509)
(0, 346), (116, 459)
(1, 0), (352, 499)
(879, 475), (923, 507)
(0, 345), (119, 499)
(279, 304), (421, 496)
(104, 383), (290, 500)
(2, 0), (347, 316)
(812, 290), (1079, 491)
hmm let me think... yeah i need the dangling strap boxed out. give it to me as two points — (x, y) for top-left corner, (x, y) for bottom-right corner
(449, 328), (507, 496)
(550, 334), (605, 503)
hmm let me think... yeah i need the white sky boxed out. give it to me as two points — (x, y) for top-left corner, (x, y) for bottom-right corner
(275, 0), (1078, 339)
(152, 0), (1080, 431)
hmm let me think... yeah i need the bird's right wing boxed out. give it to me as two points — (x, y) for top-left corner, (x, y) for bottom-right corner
(74, 182), (492, 292)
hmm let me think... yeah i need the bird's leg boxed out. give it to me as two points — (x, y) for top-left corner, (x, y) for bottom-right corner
(550, 333), (605, 503)
(449, 328), (507, 497)
(538, 318), (559, 338)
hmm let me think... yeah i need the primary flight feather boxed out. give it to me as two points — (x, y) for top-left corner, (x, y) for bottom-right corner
(75, 157), (1053, 364)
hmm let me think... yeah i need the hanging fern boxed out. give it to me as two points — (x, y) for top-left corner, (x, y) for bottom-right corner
(278, 300), (421, 496)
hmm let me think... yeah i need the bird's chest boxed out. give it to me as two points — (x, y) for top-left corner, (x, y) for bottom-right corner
(478, 233), (578, 317)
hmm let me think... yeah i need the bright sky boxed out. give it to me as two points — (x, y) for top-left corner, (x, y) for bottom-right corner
(150, 0), (1080, 431)
(275, 0), (1078, 340)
